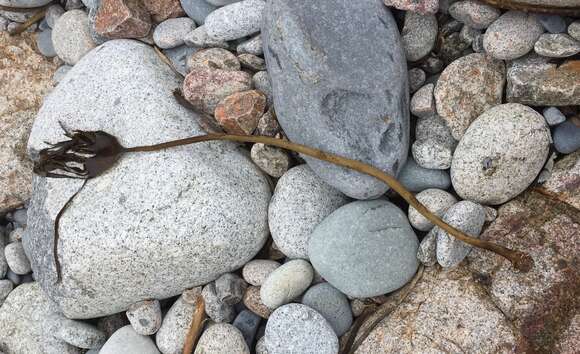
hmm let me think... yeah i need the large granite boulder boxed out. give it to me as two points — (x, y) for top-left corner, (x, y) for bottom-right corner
(23, 40), (271, 319)
(262, 0), (409, 199)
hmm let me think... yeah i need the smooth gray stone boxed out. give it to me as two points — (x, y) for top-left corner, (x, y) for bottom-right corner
(263, 0), (409, 200)
(100, 326), (160, 354)
(301, 283), (352, 336)
(45, 4), (65, 29)
(233, 310), (261, 348)
(36, 29), (56, 57)
(553, 120), (580, 154)
(163, 45), (198, 76)
(398, 157), (451, 192)
(24, 40), (270, 319)
(180, 0), (217, 24)
(537, 14), (566, 34)
(542, 107), (566, 126)
(309, 200), (419, 298)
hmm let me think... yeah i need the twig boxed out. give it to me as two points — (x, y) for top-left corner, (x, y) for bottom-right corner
(126, 134), (534, 272)
(8, 8), (46, 36)
(182, 293), (206, 354)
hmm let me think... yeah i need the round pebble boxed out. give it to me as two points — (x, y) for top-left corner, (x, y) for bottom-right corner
(483, 11), (544, 60)
(99, 325), (160, 354)
(448, 0), (500, 29)
(435, 201), (485, 267)
(569, 20), (580, 41)
(255, 336), (268, 354)
(451, 103), (551, 205)
(194, 323), (250, 354)
(233, 310), (262, 348)
(184, 25), (230, 48)
(126, 299), (162, 335)
(250, 143), (290, 178)
(537, 14), (566, 34)
(243, 286), (272, 319)
(398, 156), (452, 192)
(260, 259), (313, 309)
(268, 165), (349, 259)
(401, 12), (437, 62)
(410, 83), (435, 118)
(252, 71), (272, 105)
(408, 67), (426, 93)
(534, 33), (580, 58)
(412, 138), (454, 170)
(204, 0), (265, 41)
(186, 48), (240, 72)
(242, 259), (281, 286)
(309, 200), (419, 298)
(301, 283), (352, 336)
(56, 317), (107, 349)
(45, 4), (65, 28)
(408, 189), (457, 231)
(553, 120), (580, 154)
(265, 303), (338, 354)
(52, 9), (96, 65)
(0, 279), (14, 303)
(542, 107), (566, 126)
(237, 34), (263, 55)
(35, 29), (57, 57)
(180, 0), (216, 24)
(153, 17), (196, 49)
(4, 241), (31, 275)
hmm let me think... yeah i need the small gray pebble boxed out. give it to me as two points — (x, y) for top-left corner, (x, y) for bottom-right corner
(163, 45), (199, 76)
(255, 336), (268, 354)
(202, 282), (236, 323)
(238, 53), (266, 71)
(4, 241), (31, 275)
(7, 228), (24, 243)
(36, 29), (57, 57)
(242, 260), (281, 286)
(45, 4), (65, 28)
(10, 209), (27, 227)
(194, 323), (250, 354)
(65, 0), (84, 10)
(553, 120), (580, 154)
(215, 273), (247, 305)
(408, 189), (457, 231)
(537, 14), (566, 34)
(412, 137), (454, 169)
(233, 310), (261, 348)
(180, 0), (217, 24)
(99, 325), (160, 354)
(448, 0), (500, 29)
(417, 229), (437, 266)
(184, 25), (229, 48)
(6, 270), (21, 285)
(542, 107), (566, 126)
(436, 201), (485, 267)
(56, 317), (107, 349)
(483, 11), (544, 60)
(459, 25), (480, 45)
(398, 157), (451, 192)
(421, 56), (444, 74)
(204, 0), (265, 41)
(301, 283), (352, 336)
(472, 33), (484, 52)
(408, 68), (426, 93)
(126, 299), (162, 335)
(260, 259), (313, 309)
(250, 143), (290, 178)
(401, 12), (437, 62)
(265, 303), (339, 354)
(52, 9), (96, 65)
(410, 83), (435, 118)
(236, 34), (262, 55)
(534, 33), (580, 58)
(569, 21), (580, 41)
(153, 17), (196, 49)
(252, 71), (272, 105)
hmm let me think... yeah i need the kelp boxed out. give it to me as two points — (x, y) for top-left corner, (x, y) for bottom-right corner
(34, 122), (534, 284)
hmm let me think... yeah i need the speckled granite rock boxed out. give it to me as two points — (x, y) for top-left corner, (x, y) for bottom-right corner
(0, 32), (57, 213)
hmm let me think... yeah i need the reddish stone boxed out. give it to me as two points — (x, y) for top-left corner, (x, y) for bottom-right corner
(95, 0), (152, 39)
(243, 286), (271, 319)
(142, 0), (185, 23)
(182, 68), (252, 115)
(214, 90), (266, 135)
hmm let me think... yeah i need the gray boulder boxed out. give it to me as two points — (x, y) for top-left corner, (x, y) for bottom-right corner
(262, 0), (409, 199)
(24, 40), (271, 319)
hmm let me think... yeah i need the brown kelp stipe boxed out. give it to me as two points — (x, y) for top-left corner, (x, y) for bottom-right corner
(34, 129), (534, 283)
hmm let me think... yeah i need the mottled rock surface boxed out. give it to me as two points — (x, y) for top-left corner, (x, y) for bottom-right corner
(0, 32), (57, 212)
(263, 0), (409, 199)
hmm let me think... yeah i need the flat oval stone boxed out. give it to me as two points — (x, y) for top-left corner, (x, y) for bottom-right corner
(263, 0), (409, 200)
(301, 283), (352, 336)
(451, 103), (551, 205)
(309, 200), (419, 298)
(23, 40), (270, 319)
